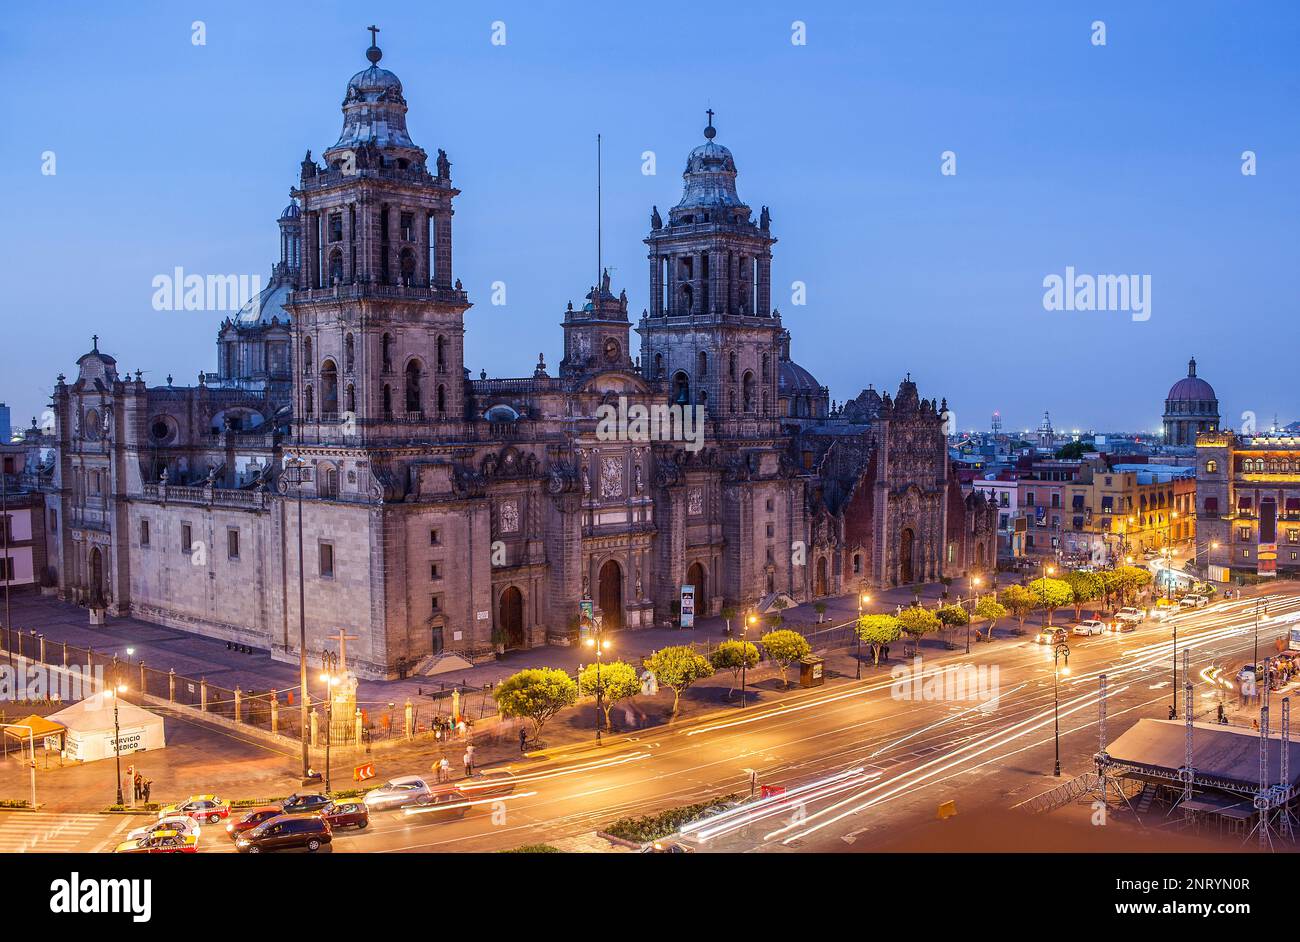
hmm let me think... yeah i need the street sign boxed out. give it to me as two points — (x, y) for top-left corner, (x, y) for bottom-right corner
(579, 598), (595, 640)
(354, 762), (376, 782)
(680, 584), (696, 628)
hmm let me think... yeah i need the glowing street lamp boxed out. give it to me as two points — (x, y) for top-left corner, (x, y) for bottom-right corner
(107, 682), (129, 805)
(1051, 642), (1070, 776)
(584, 633), (612, 743)
(856, 593), (871, 679)
(742, 614), (758, 707)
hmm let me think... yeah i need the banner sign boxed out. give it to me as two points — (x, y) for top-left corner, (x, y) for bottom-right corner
(680, 584), (696, 628)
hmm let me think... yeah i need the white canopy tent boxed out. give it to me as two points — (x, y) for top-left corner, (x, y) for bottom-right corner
(48, 693), (166, 762)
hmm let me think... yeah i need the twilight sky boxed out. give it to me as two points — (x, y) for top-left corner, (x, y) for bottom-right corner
(1, 1), (1296, 434)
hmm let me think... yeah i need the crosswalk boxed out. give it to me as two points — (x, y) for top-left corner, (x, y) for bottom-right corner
(0, 811), (133, 853)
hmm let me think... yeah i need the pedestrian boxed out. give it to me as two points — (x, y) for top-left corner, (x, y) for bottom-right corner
(133, 772), (143, 801)
(439, 756), (450, 783)
(519, 727), (528, 752)
(463, 744), (475, 778)
(142, 779), (152, 804)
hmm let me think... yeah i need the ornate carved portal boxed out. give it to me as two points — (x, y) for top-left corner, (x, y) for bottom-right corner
(498, 586), (525, 650)
(899, 528), (915, 585)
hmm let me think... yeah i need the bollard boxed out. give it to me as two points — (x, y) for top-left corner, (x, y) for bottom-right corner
(405, 699), (413, 740)
(310, 707), (318, 748)
(62, 640), (68, 668)
(234, 687), (242, 724)
(39, 635), (46, 664)
(354, 708), (363, 747)
(168, 669), (175, 704)
(270, 691), (278, 734)
(200, 678), (208, 712)
(138, 662), (146, 695)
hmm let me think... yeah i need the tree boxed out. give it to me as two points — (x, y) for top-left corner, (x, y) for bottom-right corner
(1028, 576), (1073, 625)
(935, 604), (970, 648)
(1114, 565), (1153, 604)
(644, 645), (714, 715)
(814, 601), (828, 623)
(897, 606), (941, 652)
(856, 614), (900, 665)
(998, 585), (1035, 634)
(974, 596), (1007, 641)
(1055, 441), (1097, 460)
(1063, 570), (1104, 619)
(720, 604), (739, 635)
(577, 660), (641, 729)
(761, 629), (812, 688)
(493, 669), (579, 739)
(709, 640), (760, 697)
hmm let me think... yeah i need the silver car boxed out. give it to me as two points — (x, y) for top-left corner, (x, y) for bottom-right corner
(362, 775), (433, 811)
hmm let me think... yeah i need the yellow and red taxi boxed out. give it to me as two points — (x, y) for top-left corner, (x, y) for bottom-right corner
(158, 795), (231, 824)
(114, 829), (199, 854)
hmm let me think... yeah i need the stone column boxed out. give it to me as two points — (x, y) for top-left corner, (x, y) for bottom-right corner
(404, 699), (413, 739)
(270, 691), (279, 734)
(310, 708), (319, 748)
(234, 687), (242, 723)
(199, 678), (208, 712)
(168, 669), (175, 703)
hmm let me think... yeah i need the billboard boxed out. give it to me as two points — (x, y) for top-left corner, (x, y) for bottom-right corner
(680, 584), (696, 628)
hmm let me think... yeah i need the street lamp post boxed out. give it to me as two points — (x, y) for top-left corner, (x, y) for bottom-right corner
(1042, 563), (1056, 627)
(1051, 641), (1070, 776)
(284, 455), (310, 779)
(319, 650), (338, 794)
(855, 593), (870, 679)
(742, 614), (757, 708)
(2, 465), (12, 669)
(110, 680), (127, 805)
(966, 576), (982, 654)
(584, 625), (610, 743)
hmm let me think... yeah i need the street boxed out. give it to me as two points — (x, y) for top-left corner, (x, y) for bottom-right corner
(6, 591), (1291, 854)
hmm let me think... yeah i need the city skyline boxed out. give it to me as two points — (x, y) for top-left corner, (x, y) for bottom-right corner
(2, 2), (1297, 431)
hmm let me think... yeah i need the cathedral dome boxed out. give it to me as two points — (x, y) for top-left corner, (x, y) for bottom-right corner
(673, 114), (745, 213)
(778, 359), (822, 395)
(279, 201), (300, 220)
(1165, 357), (1216, 404)
(325, 35), (422, 162)
(235, 274), (293, 328)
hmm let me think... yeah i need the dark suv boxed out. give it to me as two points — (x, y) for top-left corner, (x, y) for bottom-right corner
(234, 814), (332, 853)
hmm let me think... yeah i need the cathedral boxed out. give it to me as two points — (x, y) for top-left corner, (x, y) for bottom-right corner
(40, 35), (995, 678)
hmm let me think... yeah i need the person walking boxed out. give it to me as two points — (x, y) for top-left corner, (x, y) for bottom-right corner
(142, 779), (152, 804)
(462, 744), (475, 778)
(519, 727), (528, 753)
(439, 756), (450, 783)
(133, 772), (143, 802)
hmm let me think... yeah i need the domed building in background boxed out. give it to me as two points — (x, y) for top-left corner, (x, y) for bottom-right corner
(1162, 357), (1220, 448)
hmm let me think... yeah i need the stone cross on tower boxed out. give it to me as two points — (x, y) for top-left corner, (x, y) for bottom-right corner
(328, 628), (361, 674)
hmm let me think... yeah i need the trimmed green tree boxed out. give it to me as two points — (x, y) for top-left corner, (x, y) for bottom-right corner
(935, 603), (970, 648)
(897, 606), (941, 653)
(493, 668), (579, 739)
(1063, 570), (1104, 619)
(761, 629), (812, 688)
(1028, 576), (1073, 626)
(856, 614), (900, 665)
(644, 645), (715, 715)
(709, 640), (760, 698)
(577, 660), (641, 729)
(998, 585), (1035, 635)
(974, 596), (1007, 641)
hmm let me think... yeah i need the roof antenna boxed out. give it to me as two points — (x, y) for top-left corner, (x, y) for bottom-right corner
(596, 132), (602, 313)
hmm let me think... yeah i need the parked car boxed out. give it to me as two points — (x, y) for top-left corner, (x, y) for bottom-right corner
(127, 815), (201, 843)
(1035, 627), (1068, 645)
(321, 801), (370, 831)
(1115, 607), (1145, 627)
(234, 814), (332, 853)
(280, 793), (332, 815)
(114, 830), (199, 854)
(1072, 620), (1106, 637)
(459, 770), (517, 800)
(1179, 594), (1209, 609)
(408, 788), (471, 821)
(226, 806), (284, 839)
(157, 795), (230, 824)
(363, 776), (434, 811)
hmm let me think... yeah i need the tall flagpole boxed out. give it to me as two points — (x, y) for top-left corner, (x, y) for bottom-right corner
(597, 133), (602, 304)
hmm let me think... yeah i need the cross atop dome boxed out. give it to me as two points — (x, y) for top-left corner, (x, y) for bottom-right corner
(366, 24), (382, 64)
(704, 108), (716, 140)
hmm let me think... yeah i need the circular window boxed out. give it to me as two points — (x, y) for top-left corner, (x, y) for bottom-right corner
(151, 420), (170, 440)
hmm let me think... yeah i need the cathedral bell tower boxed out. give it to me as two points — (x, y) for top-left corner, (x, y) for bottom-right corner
(286, 28), (471, 443)
(559, 269), (634, 378)
(637, 113), (783, 434)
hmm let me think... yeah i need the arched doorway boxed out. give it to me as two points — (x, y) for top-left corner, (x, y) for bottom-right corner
(975, 542), (986, 570)
(900, 528), (916, 584)
(815, 556), (829, 597)
(320, 360), (339, 416)
(686, 562), (707, 616)
(598, 560), (623, 631)
(89, 547), (104, 604)
(498, 586), (525, 650)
